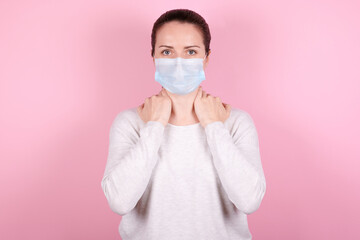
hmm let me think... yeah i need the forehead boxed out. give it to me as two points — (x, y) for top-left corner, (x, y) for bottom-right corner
(156, 21), (203, 46)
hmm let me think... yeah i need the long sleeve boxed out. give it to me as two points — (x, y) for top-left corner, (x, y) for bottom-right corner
(204, 111), (266, 215)
(101, 111), (165, 216)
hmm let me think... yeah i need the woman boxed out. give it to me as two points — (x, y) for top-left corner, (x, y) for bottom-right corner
(101, 9), (266, 240)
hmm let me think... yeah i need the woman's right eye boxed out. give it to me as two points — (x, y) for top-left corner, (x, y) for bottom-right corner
(161, 50), (170, 55)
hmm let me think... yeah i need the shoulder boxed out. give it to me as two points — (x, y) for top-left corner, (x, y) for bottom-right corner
(227, 107), (256, 128)
(225, 107), (259, 142)
(112, 106), (140, 124)
(110, 106), (143, 134)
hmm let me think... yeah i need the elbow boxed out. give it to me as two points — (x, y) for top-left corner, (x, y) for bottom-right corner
(241, 196), (264, 215)
(109, 199), (133, 216)
(101, 177), (133, 216)
(237, 180), (266, 215)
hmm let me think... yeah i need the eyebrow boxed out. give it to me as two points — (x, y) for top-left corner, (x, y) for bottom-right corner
(158, 45), (201, 49)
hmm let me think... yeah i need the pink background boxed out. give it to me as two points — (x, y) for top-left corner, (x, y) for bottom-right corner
(1, 0), (359, 239)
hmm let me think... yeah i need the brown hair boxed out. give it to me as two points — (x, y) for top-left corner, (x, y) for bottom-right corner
(150, 9), (211, 58)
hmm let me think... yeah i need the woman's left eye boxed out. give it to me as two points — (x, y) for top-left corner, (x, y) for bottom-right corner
(188, 50), (197, 55)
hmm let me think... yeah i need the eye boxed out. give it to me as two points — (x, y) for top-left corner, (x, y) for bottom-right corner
(188, 49), (197, 55)
(161, 50), (171, 56)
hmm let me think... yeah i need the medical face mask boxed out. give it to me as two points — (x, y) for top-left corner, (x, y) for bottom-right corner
(154, 56), (206, 95)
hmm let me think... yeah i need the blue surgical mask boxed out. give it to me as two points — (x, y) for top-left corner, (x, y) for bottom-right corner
(154, 56), (206, 95)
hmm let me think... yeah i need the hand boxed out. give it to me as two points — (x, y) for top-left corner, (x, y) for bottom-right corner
(137, 88), (172, 127)
(194, 86), (231, 128)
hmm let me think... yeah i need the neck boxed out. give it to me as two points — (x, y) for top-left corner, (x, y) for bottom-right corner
(164, 87), (200, 124)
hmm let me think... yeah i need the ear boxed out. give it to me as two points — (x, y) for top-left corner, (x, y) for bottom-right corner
(204, 51), (210, 68)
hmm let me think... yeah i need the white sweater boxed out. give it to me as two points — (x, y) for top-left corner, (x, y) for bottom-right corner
(101, 106), (266, 240)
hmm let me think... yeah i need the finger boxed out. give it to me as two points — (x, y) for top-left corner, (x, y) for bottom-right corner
(159, 88), (164, 96)
(201, 88), (206, 98)
(225, 103), (231, 112)
(137, 103), (144, 113)
(162, 88), (170, 98)
(195, 86), (202, 100)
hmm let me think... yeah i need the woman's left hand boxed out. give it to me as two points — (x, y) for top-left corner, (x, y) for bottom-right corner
(194, 86), (231, 128)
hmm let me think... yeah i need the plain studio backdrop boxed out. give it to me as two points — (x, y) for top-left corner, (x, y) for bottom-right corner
(0, 0), (359, 239)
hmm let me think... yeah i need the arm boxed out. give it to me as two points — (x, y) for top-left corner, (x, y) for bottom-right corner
(101, 111), (165, 216)
(204, 111), (266, 215)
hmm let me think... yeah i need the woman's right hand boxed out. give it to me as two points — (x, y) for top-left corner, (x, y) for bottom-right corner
(137, 87), (172, 127)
